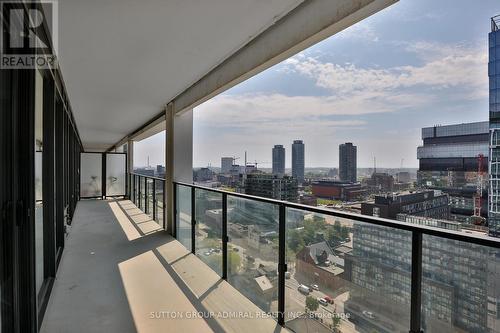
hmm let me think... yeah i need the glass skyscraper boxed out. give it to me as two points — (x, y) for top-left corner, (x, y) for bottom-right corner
(291, 140), (304, 183)
(339, 142), (357, 183)
(489, 15), (500, 237)
(272, 144), (285, 176)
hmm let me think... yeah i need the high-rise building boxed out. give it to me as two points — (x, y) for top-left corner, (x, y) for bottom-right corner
(417, 122), (489, 222)
(272, 145), (285, 176)
(339, 142), (357, 183)
(221, 157), (233, 174)
(344, 217), (490, 333)
(490, 16), (500, 237)
(291, 140), (305, 183)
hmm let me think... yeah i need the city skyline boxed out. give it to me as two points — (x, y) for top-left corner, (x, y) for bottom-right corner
(133, 1), (500, 169)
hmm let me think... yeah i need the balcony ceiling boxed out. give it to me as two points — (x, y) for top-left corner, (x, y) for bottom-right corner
(57, 0), (304, 150)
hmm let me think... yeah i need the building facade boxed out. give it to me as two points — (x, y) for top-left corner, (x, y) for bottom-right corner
(292, 140), (305, 183)
(361, 190), (450, 220)
(221, 157), (234, 174)
(364, 172), (395, 193)
(339, 142), (357, 183)
(417, 121), (489, 222)
(344, 219), (490, 333)
(272, 145), (285, 176)
(311, 180), (366, 201)
(490, 16), (500, 237)
(244, 174), (298, 202)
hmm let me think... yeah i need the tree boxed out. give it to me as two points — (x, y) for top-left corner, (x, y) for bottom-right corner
(331, 315), (341, 332)
(340, 226), (349, 240)
(305, 296), (319, 313)
(228, 251), (241, 272)
(333, 221), (341, 234)
(288, 229), (305, 252)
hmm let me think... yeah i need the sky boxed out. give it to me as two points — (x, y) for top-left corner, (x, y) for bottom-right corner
(135, 0), (500, 169)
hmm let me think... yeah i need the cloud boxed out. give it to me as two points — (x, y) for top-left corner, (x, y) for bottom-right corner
(283, 41), (488, 100)
(193, 40), (488, 167)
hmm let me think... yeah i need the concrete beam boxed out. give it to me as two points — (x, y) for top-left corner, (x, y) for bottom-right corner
(172, 0), (397, 114)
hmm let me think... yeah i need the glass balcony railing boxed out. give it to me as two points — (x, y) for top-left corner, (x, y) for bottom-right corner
(130, 173), (165, 229)
(173, 181), (500, 333)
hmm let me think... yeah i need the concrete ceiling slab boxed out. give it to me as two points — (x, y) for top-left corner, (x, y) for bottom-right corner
(57, 0), (304, 150)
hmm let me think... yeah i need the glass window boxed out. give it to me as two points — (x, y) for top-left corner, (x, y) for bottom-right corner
(421, 236), (499, 332)
(80, 153), (102, 197)
(176, 184), (192, 250)
(285, 209), (411, 332)
(227, 196), (279, 313)
(155, 180), (164, 228)
(195, 189), (223, 275)
(105, 153), (126, 196)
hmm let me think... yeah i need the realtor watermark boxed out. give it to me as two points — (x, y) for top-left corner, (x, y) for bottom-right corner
(1, 0), (58, 69)
(148, 310), (351, 320)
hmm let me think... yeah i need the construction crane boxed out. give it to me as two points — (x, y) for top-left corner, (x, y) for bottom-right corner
(232, 156), (240, 165)
(253, 160), (270, 169)
(472, 154), (486, 225)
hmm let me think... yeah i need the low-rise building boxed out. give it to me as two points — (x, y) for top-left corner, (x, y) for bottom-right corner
(361, 190), (449, 220)
(244, 174), (298, 202)
(311, 180), (366, 201)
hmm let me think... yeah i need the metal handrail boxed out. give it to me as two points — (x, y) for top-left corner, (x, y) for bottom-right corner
(172, 181), (500, 331)
(129, 173), (166, 228)
(130, 172), (165, 182)
(174, 181), (500, 249)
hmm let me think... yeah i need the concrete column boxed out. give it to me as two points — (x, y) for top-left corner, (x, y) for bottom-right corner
(165, 104), (193, 235)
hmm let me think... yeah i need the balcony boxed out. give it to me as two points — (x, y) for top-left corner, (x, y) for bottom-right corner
(42, 174), (500, 333)
(41, 198), (284, 333)
(3, 1), (500, 333)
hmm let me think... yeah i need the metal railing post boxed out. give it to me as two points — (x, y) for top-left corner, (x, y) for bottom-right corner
(277, 203), (286, 326)
(162, 180), (166, 230)
(132, 175), (135, 203)
(153, 179), (157, 221)
(191, 186), (196, 254)
(410, 231), (423, 333)
(222, 193), (228, 279)
(145, 177), (149, 214)
(172, 183), (177, 237)
(138, 176), (142, 209)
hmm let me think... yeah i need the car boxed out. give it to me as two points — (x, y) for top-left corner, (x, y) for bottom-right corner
(324, 296), (334, 304)
(204, 251), (211, 256)
(284, 271), (291, 279)
(362, 311), (376, 319)
(298, 284), (310, 295)
(318, 298), (328, 306)
(311, 284), (319, 291)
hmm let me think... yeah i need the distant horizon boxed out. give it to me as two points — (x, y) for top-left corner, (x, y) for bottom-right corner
(135, 164), (418, 171)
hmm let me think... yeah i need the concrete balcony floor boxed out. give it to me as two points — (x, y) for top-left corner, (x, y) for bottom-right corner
(41, 199), (286, 333)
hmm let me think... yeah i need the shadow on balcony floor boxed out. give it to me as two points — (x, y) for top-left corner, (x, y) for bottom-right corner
(41, 199), (286, 333)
